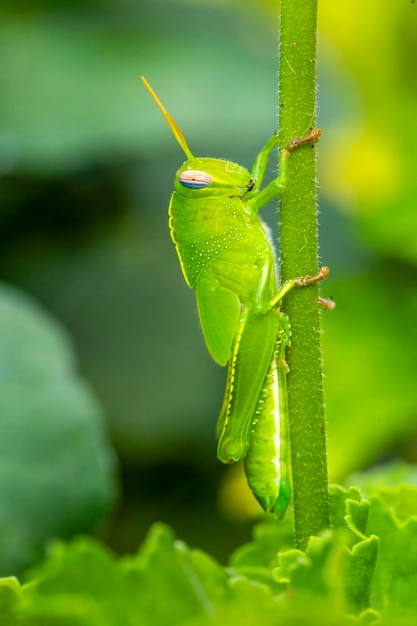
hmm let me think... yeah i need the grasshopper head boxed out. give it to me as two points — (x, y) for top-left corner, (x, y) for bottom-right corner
(174, 158), (252, 199)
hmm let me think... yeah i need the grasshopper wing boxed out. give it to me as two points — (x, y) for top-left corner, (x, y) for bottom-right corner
(196, 274), (241, 367)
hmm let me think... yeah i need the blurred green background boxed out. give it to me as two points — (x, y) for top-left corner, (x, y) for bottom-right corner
(1, 0), (417, 574)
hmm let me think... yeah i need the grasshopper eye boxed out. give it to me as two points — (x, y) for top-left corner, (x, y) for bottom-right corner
(179, 170), (212, 189)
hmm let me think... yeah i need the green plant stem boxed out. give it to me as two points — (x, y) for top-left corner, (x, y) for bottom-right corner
(278, 0), (329, 550)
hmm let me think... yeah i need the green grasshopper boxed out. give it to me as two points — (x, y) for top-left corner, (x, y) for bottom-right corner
(142, 77), (328, 516)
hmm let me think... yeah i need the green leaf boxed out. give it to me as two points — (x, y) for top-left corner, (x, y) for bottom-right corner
(229, 517), (294, 568)
(329, 485), (364, 536)
(0, 577), (23, 626)
(269, 487), (378, 619)
(124, 523), (229, 625)
(228, 518), (294, 591)
(22, 538), (127, 626)
(276, 531), (349, 614)
(367, 485), (417, 622)
(349, 460), (417, 494)
(18, 524), (284, 626)
(273, 528), (380, 625)
(0, 282), (117, 576)
(230, 487), (380, 620)
(2, 520), (382, 626)
(329, 485), (379, 614)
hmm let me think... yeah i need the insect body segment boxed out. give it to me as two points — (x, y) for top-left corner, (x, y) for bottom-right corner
(142, 76), (326, 517)
(168, 191), (249, 291)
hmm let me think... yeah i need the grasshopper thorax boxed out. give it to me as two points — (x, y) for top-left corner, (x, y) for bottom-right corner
(174, 158), (253, 199)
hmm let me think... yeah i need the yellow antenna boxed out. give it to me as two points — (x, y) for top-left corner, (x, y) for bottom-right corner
(141, 76), (194, 160)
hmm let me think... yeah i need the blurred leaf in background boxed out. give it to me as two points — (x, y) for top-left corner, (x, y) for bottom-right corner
(0, 0), (417, 557)
(0, 282), (117, 576)
(318, 0), (417, 478)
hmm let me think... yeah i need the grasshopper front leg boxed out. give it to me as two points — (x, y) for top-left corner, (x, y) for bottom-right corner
(248, 129), (321, 213)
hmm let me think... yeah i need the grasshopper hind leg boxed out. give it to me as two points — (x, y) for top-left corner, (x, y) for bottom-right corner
(243, 342), (291, 518)
(216, 309), (278, 464)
